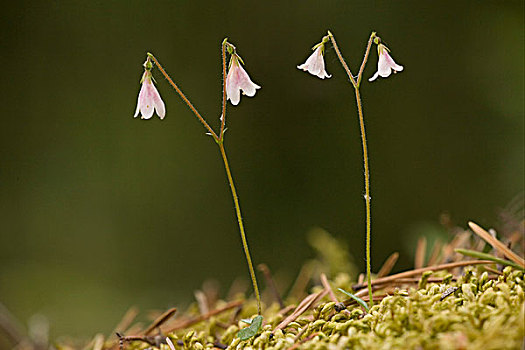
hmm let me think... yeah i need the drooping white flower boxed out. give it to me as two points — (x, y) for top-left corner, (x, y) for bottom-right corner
(297, 46), (331, 79)
(134, 69), (166, 120)
(226, 55), (261, 106)
(369, 44), (403, 82)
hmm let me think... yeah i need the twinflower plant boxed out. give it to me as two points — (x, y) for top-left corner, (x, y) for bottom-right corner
(297, 31), (403, 308)
(134, 39), (263, 335)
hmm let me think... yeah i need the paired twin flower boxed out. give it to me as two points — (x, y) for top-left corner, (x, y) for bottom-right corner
(297, 35), (403, 82)
(134, 34), (403, 119)
(133, 44), (260, 119)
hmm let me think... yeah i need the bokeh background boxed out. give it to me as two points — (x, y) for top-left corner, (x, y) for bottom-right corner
(1, 0), (523, 343)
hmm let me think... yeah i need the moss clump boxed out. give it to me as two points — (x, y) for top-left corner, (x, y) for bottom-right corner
(49, 225), (523, 350)
(145, 267), (523, 350)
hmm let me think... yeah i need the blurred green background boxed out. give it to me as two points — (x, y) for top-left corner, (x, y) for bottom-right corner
(0, 0), (523, 342)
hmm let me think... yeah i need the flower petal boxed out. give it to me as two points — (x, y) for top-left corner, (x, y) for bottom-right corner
(150, 83), (166, 119)
(383, 50), (403, 72)
(368, 71), (380, 82)
(241, 82), (260, 97)
(297, 46), (330, 79)
(369, 44), (403, 82)
(239, 67), (260, 96)
(226, 65), (240, 105)
(226, 56), (259, 105)
(391, 62), (404, 72)
(140, 103), (155, 119)
(134, 96), (141, 118)
(377, 53), (392, 77)
(228, 89), (241, 105)
(154, 96), (166, 119)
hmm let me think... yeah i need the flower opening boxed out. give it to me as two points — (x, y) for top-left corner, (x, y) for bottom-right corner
(369, 44), (403, 82)
(297, 45), (331, 79)
(226, 55), (261, 106)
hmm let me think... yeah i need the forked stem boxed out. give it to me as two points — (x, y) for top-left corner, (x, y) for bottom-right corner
(147, 50), (262, 314)
(328, 31), (376, 307)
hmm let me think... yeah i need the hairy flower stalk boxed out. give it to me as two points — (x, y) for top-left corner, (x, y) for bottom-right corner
(299, 31), (402, 308)
(222, 41), (262, 315)
(143, 41), (262, 316)
(332, 31), (403, 308)
(328, 30), (376, 307)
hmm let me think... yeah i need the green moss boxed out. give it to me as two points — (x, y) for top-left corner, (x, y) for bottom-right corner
(149, 267), (524, 349)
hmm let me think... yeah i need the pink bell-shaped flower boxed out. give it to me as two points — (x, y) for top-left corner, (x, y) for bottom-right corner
(297, 45), (331, 79)
(134, 68), (166, 120)
(369, 43), (403, 82)
(226, 55), (261, 106)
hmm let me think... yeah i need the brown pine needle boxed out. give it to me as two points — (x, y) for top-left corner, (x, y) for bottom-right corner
(483, 266), (503, 275)
(0, 302), (25, 346)
(112, 307), (139, 335)
(166, 300), (242, 332)
(288, 262), (314, 301)
(377, 252), (399, 278)
(143, 307), (177, 335)
(277, 304), (296, 317)
(353, 260), (494, 290)
(415, 237), (427, 269)
(320, 273), (338, 303)
(273, 289), (328, 333)
(468, 221), (525, 267)
(508, 229), (524, 248)
(427, 241), (442, 266)
(89, 333), (104, 350)
(258, 263), (284, 309)
(357, 273), (365, 285)
(194, 290), (209, 315)
(226, 277), (248, 301)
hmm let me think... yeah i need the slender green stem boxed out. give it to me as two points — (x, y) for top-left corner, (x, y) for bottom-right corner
(218, 141), (261, 314)
(220, 41), (228, 140)
(357, 32), (376, 87)
(353, 87), (373, 307)
(147, 53), (219, 142)
(328, 32), (374, 307)
(327, 32), (357, 87)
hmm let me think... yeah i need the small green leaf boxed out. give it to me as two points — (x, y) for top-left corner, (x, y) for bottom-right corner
(337, 288), (369, 312)
(455, 248), (524, 271)
(237, 315), (263, 341)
